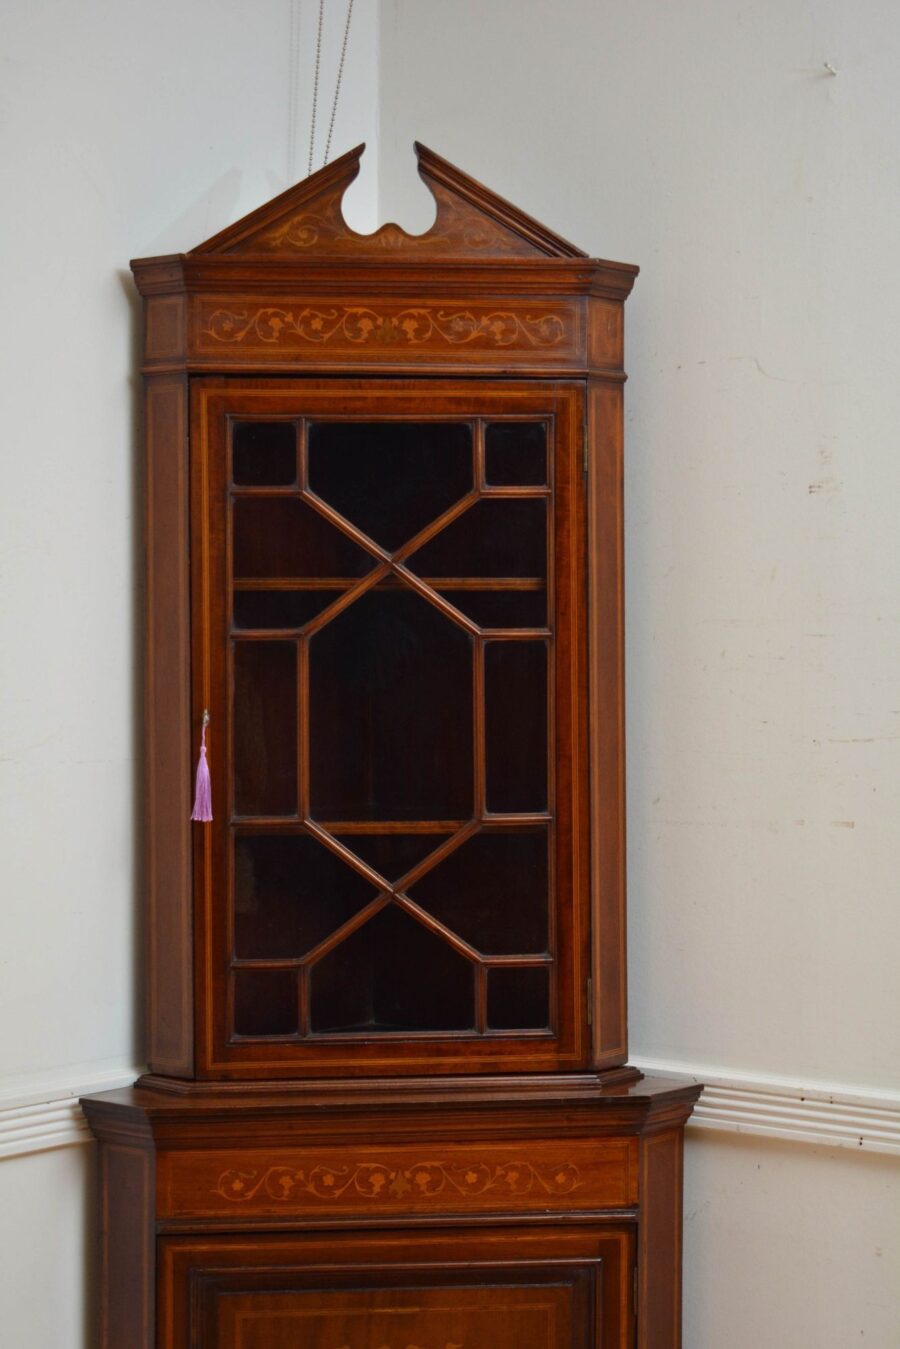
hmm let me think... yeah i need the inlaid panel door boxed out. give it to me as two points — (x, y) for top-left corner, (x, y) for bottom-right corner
(190, 378), (589, 1077)
(159, 1226), (634, 1349)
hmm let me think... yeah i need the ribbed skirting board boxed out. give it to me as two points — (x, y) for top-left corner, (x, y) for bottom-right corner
(0, 1065), (140, 1159)
(0, 1061), (898, 1160)
(633, 1057), (900, 1156)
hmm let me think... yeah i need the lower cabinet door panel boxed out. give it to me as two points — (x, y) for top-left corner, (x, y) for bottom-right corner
(159, 1225), (635, 1349)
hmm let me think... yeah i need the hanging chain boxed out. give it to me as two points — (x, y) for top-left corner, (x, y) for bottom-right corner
(307, 0), (355, 176)
(307, 0), (325, 175)
(287, 0), (302, 181)
(323, 0), (354, 167)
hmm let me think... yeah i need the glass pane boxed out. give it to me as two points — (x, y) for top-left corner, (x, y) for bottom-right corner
(408, 830), (548, 955)
(333, 833), (453, 885)
(408, 499), (545, 579)
(233, 589), (345, 631)
(487, 967), (550, 1030)
(436, 587), (546, 629)
(485, 642), (547, 813)
(308, 422), (472, 551)
(233, 969), (297, 1037)
(309, 905), (474, 1033)
(309, 589), (473, 821)
(232, 421), (297, 486)
(234, 833), (379, 959)
(233, 641), (297, 816)
(485, 422), (546, 486)
(233, 497), (373, 579)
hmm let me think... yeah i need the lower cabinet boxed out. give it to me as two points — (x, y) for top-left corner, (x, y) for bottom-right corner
(159, 1225), (635, 1349)
(82, 1077), (701, 1348)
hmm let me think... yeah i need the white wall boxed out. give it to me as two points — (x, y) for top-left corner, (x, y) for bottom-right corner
(0, 2), (377, 1344)
(0, 1146), (97, 1345)
(684, 1132), (899, 1346)
(377, 1), (900, 1344)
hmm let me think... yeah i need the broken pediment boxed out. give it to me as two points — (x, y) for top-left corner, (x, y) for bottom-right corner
(190, 142), (587, 260)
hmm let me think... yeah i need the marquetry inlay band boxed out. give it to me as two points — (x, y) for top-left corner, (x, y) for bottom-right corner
(215, 1158), (584, 1203)
(201, 305), (570, 349)
(156, 1138), (636, 1219)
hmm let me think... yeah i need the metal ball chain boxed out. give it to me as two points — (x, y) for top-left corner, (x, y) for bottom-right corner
(323, 0), (354, 167)
(307, 0), (324, 175)
(308, 0), (355, 176)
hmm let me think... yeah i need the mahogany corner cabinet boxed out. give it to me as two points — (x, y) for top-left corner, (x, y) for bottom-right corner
(82, 143), (700, 1349)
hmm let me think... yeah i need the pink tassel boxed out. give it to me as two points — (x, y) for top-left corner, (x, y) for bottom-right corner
(191, 710), (213, 822)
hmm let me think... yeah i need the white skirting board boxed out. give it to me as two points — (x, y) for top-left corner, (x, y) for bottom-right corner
(0, 1060), (897, 1160)
(0, 1064), (141, 1160)
(633, 1057), (900, 1156)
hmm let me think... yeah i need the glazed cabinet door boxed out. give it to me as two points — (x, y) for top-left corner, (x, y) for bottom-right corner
(190, 378), (589, 1078)
(159, 1226), (634, 1349)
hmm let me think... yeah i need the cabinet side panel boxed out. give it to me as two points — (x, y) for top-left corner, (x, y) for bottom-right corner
(587, 377), (627, 1064)
(145, 373), (194, 1075)
(637, 1127), (685, 1349)
(99, 1144), (155, 1349)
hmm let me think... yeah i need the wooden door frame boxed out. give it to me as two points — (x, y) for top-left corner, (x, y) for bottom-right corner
(189, 377), (590, 1080)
